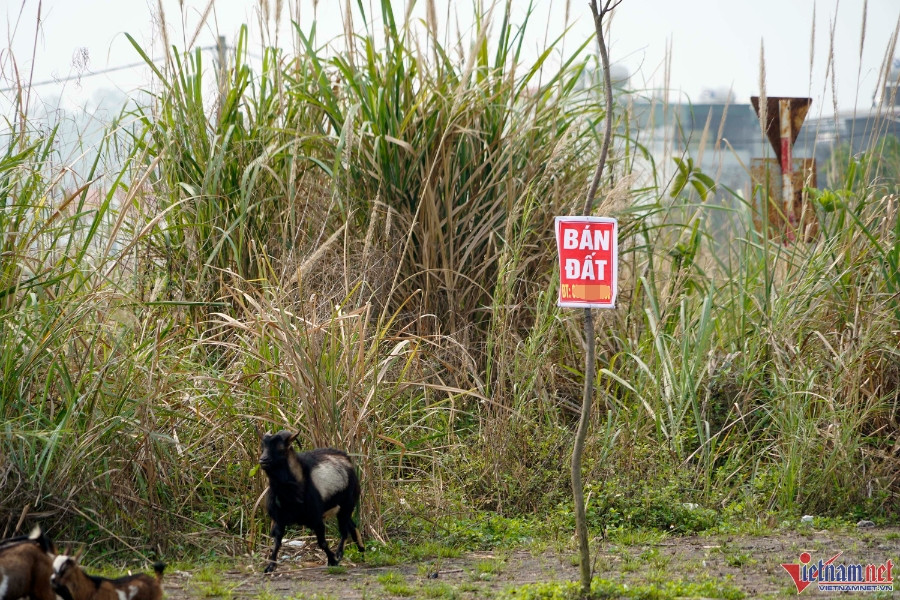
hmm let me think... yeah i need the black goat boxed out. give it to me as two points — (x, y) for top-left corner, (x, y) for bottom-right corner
(257, 429), (364, 572)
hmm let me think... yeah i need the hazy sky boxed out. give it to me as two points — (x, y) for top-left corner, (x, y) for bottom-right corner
(2, 0), (899, 119)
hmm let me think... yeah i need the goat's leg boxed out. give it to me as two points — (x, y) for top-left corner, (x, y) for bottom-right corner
(335, 514), (351, 560)
(349, 517), (365, 552)
(264, 522), (285, 573)
(312, 520), (338, 566)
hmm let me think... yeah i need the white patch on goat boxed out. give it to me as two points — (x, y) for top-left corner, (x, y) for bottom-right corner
(128, 585), (139, 600)
(52, 555), (71, 573)
(310, 461), (349, 501)
(0, 571), (10, 600)
(117, 590), (127, 600)
(323, 505), (341, 518)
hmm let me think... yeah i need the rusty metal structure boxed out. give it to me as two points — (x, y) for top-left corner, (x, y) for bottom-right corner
(750, 96), (817, 242)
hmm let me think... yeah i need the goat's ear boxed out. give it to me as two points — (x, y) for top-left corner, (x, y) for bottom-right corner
(287, 431), (300, 446)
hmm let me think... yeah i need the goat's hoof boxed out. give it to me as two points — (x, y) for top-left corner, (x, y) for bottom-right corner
(327, 558), (339, 567)
(263, 563), (276, 574)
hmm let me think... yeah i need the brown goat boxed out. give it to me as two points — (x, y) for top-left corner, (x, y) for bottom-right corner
(0, 527), (56, 600)
(51, 557), (164, 600)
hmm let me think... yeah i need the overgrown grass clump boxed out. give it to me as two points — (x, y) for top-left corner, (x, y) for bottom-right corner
(0, 1), (897, 559)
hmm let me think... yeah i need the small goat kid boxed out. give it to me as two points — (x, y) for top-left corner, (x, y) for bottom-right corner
(51, 556), (164, 600)
(258, 429), (364, 572)
(0, 526), (56, 600)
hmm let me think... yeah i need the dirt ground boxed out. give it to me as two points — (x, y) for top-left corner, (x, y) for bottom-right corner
(161, 527), (899, 599)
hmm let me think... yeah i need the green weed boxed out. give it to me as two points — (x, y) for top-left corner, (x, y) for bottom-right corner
(502, 577), (745, 600)
(377, 571), (414, 597)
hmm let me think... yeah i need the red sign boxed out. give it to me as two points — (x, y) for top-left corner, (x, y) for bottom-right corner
(555, 216), (618, 308)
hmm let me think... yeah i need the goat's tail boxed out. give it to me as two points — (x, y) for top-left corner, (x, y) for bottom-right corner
(27, 525), (54, 554)
(152, 562), (166, 583)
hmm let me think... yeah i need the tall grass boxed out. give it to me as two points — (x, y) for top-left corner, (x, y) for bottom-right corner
(0, 0), (898, 560)
(285, 2), (599, 336)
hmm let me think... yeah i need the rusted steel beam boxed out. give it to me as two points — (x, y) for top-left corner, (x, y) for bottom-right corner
(780, 99), (796, 240)
(750, 96), (814, 243)
(751, 158), (818, 243)
(750, 96), (812, 163)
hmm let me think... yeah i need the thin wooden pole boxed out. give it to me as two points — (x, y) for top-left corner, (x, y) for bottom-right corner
(572, 307), (596, 592)
(571, 1), (620, 595)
